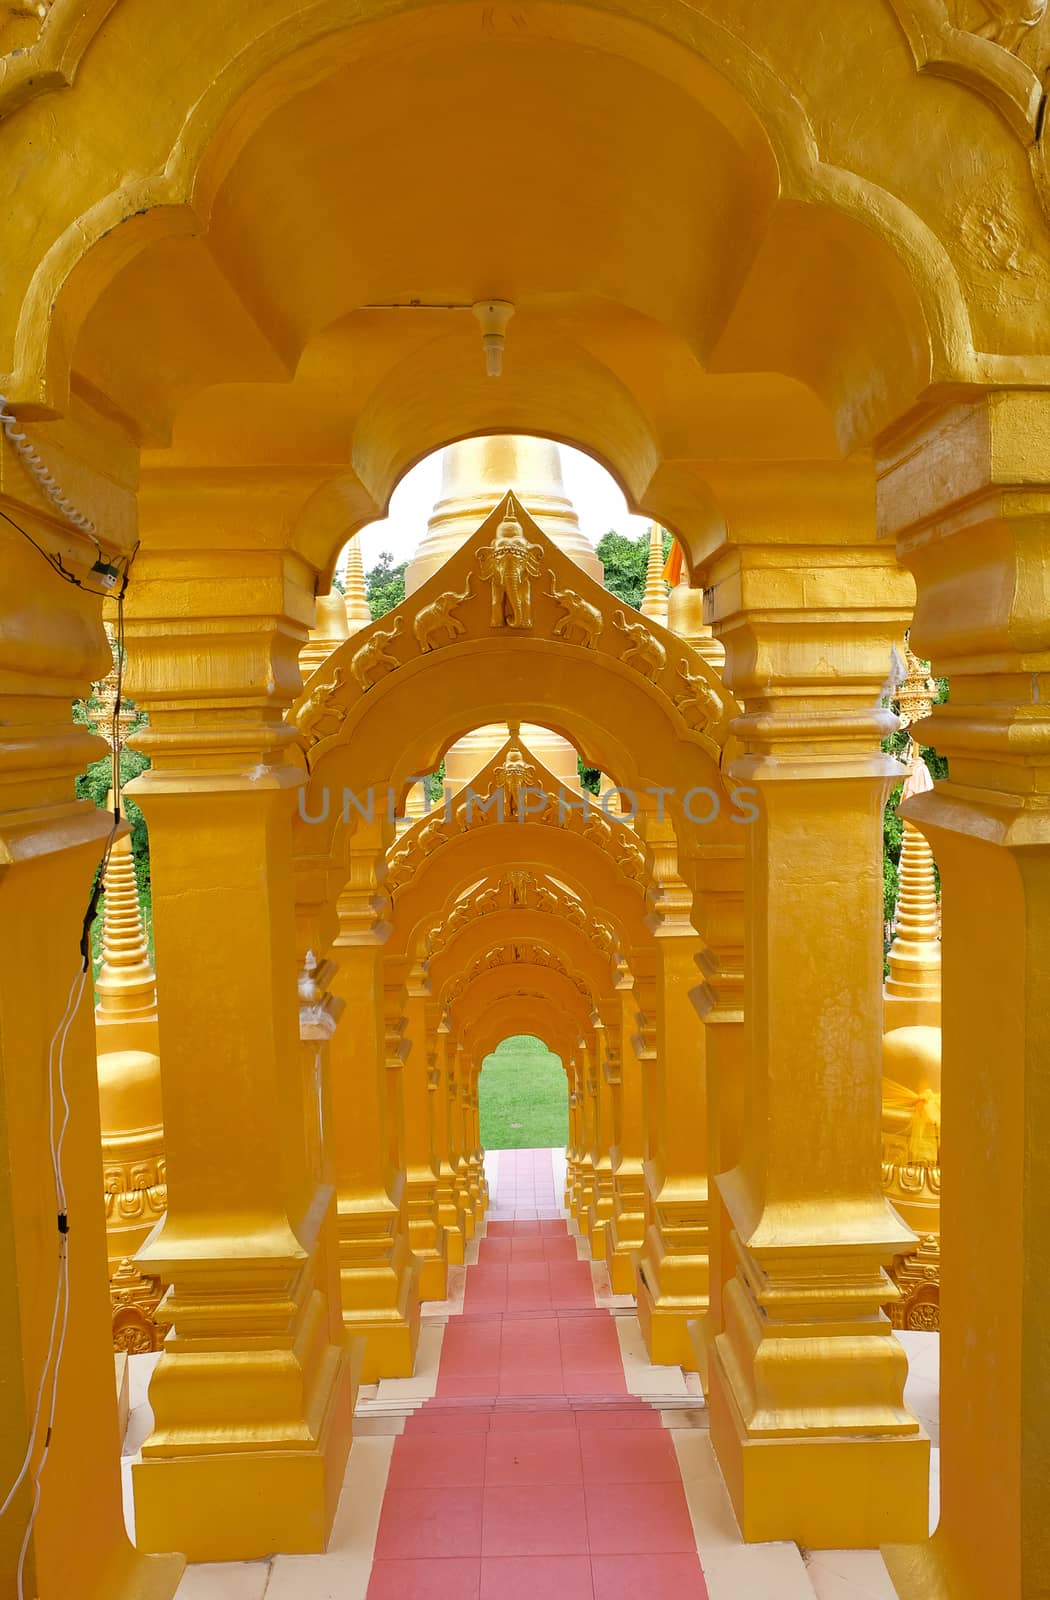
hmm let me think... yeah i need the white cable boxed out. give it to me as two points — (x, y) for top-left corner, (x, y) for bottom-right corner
(0, 968), (82, 1525)
(0, 394), (98, 543)
(1, 960), (86, 1600)
(16, 966), (84, 1598)
(16, 1247), (68, 1600)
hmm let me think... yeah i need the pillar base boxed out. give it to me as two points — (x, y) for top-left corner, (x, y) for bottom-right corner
(708, 1346), (929, 1549)
(85, 1550), (186, 1600)
(338, 1195), (422, 1380)
(586, 1203), (614, 1260)
(882, 1534), (966, 1600)
(634, 1262), (701, 1369)
(135, 1338), (359, 1562)
(416, 1247), (449, 1302)
(344, 1245), (422, 1382)
(608, 1244), (639, 1295)
(606, 1171), (646, 1295)
(348, 1305), (421, 1382)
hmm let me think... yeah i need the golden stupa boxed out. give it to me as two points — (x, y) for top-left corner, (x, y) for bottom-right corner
(407, 436), (603, 794)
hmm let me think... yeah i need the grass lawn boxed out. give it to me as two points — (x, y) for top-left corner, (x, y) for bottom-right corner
(478, 1034), (569, 1150)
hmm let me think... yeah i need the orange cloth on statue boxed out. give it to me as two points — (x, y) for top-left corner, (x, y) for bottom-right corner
(882, 1080), (941, 1165)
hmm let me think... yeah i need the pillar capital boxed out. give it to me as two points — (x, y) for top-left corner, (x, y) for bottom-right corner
(879, 390), (1050, 818)
(120, 546), (315, 785)
(691, 461), (914, 776)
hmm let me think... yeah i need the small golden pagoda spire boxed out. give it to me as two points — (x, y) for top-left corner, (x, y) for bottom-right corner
(884, 754), (941, 1029)
(343, 538), (372, 636)
(640, 522), (668, 625)
(95, 817), (159, 1049)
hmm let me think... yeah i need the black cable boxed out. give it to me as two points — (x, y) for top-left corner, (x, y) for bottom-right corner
(0, 505), (133, 598)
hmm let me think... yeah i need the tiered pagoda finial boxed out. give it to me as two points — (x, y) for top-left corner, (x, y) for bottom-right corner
(640, 522), (668, 625)
(95, 818), (158, 1048)
(885, 754), (941, 1029)
(343, 538), (372, 635)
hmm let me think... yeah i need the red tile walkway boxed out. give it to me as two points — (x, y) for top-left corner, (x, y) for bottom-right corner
(367, 1149), (709, 1600)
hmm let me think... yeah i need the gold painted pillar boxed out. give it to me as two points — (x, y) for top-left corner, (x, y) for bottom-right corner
(458, 1054), (487, 1218)
(399, 962), (448, 1300)
(448, 1037), (476, 1227)
(329, 852), (421, 1381)
(634, 844), (710, 1372)
(122, 550), (354, 1561)
(607, 972), (649, 1295)
(878, 394), (1050, 1600)
(689, 839), (746, 1372)
(698, 464), (927, 1549)
(586, 1026), (617, 1258)
(565, 1055), (582, 1213)
(0, 513), (183, 1599)
(573, 1045), (598, 1230)
(427, 999), (467, 1264)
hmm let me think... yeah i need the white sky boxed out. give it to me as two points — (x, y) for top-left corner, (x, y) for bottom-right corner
(353, 440), (652, 571)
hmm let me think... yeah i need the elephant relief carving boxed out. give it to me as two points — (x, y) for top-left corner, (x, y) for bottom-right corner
(351, 616), (404, 691)
(547, 569), (604, 647)
(612, 609), (666, 681)
(296, 668), (348, 744)
(476, 509), (543, 627)
(413, 575), (474, 652)
(673, 659), (724, 730)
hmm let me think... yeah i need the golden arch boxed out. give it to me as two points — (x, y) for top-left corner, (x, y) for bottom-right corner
(295, 496), (741, 925)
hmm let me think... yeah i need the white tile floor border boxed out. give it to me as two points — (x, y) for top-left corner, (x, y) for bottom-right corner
(615, 1312), (691, 1398)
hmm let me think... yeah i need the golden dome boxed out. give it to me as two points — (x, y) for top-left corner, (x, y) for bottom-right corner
(97, 1049), (164, 1138)
(406, 434), (603, 593)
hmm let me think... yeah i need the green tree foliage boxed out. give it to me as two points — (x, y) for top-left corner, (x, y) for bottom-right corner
(367, 551), (407, 619)
(595, 527), (671, 610)
(424, 761), (446, 804)
(579, 527), (672, 788)
(578, 758), (600, 795)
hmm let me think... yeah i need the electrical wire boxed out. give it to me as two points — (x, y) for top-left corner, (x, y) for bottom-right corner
(0, 573), (128, 1578)
(15, 965), (85, 1600)
(0, 504), (132, 597)
(0, 394), (99, 543)
(0, 967), (83, 1525)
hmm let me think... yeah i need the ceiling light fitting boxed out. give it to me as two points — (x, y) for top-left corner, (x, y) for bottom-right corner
(359, 298), (516, 377)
